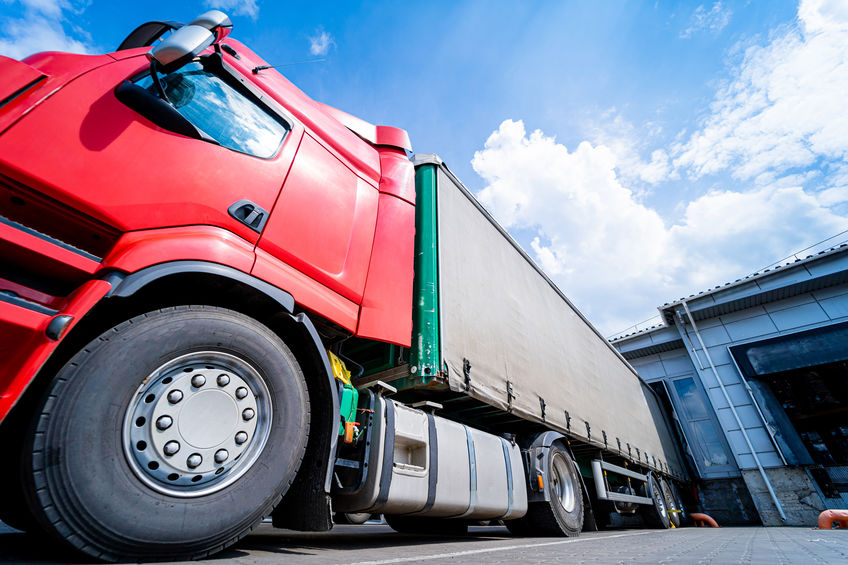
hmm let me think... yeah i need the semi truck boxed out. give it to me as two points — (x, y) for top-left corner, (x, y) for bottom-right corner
(0, 11), (687, 561)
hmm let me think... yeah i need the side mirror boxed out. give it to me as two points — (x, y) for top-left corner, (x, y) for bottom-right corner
(190, 10), (232, 42)
(147, 24), (213, 73)
(146, 10), (232, 73)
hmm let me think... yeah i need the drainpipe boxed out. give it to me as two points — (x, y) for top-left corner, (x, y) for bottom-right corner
(678, 300), (787, 522)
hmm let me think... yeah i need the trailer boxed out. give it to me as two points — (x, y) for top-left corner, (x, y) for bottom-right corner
(332, 155), (687, 534)
(0, 11), (687, 561)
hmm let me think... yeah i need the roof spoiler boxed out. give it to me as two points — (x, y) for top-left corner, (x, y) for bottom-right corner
(317, 102), (411, 152)
(117, 20), (184, 51)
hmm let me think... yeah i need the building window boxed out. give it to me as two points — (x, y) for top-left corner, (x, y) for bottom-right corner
(670, 376), (736, 475)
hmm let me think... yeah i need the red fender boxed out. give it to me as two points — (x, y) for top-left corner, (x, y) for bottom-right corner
(0, 279), (112, 422)
(102, 225), (256, 274)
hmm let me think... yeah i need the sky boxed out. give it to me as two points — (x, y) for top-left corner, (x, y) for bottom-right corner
(2, 0), (847, 336)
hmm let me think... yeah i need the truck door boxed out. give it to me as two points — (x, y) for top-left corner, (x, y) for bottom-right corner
(0, 56), (300, 247)
(254, 133), (379, 325)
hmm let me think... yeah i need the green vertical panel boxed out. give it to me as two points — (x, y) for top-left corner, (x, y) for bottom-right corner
(409, 163), (441, 385)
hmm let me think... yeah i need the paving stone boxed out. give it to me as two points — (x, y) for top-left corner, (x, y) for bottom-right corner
(1, 522), (846, 564)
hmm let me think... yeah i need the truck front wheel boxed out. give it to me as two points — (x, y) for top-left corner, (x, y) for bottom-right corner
(22, 306), (309, 561)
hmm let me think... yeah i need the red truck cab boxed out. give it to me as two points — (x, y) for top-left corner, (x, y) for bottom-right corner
(0, 11), (414, 561)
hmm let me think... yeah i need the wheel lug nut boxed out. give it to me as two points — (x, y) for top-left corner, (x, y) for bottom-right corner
(167, 390), (183, 404)
(242, 408), (255, 421)
(164, 440), (180, 455)
(214, 449), (229, 463)
(235, 387), (249, 399)
(187, 453), (202, 468)
(217, 374), (230, 386)
(191, 375), (206, 388)
(156, 415), (173, 430)
(235, 432), (248, 444)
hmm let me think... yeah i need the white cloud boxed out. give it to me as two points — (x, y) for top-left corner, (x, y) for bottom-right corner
(669, 185), (845, 288)
(798, 0), (848, 33)
(0, 1), (93, 59)
(18, 0), (68, 18)
(673, 0), (848, 183)
(308, 29), (334, 56)
(584, 110), (676, 188)
(472, 119), (846, 334)
(817, 186), (848, 206)
(680, 2), (733, 39)
(205, 0), (259, 20)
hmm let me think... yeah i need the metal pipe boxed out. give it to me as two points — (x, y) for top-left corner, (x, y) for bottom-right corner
(679, 300), (787, 522)
(591, 459), (609, 500)
(727, 348), (789, 466)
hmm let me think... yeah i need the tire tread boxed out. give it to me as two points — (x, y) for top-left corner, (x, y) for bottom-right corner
(25, 305), (309, 562)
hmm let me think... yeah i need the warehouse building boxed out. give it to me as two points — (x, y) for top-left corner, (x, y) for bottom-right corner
(610, 245), (848, 526)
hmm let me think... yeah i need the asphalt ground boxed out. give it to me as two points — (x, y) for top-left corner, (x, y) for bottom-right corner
(1, 522), (846, 564)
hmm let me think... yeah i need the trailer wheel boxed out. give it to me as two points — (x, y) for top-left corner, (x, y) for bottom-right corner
(669, 481), (688, 526)
(660, 478), (681, 527)
(639, 473), (671, 529)
(509, 442), (583, 536)
(385, 515), (468, 536)
(22, 306), (309, 561)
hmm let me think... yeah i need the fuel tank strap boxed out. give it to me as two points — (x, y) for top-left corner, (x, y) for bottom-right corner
(454, 425), (477, 518)
(497, 437), (514, 519)
(373, 398), (396, 509)
(422, 412), (439, 512)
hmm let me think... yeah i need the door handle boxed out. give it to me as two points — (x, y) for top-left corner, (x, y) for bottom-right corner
(228, 199), (269, 233)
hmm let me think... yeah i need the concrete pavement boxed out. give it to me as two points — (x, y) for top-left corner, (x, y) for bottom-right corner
(1, 522), (846, 564)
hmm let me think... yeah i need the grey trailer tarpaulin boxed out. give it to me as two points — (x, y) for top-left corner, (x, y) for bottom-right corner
(428, 156), (685, 478)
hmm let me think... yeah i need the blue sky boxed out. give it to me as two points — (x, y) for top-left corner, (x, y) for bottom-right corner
(2, 0), (847, 335)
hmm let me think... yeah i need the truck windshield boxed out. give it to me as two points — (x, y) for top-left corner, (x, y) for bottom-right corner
(136, 62), (289, 158)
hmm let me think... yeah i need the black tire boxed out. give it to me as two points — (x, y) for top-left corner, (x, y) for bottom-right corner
(507, 441), (583, 536)
(669, 481), (688, 526)
(21, 306), (309, 561)
(335, 512), (372, 525)
(385, 515), (468, 536)
(660, 478), (681, 528)
(640, 473), (671, 529)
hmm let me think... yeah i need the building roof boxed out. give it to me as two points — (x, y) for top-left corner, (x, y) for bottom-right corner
(610, 243), (848, 344)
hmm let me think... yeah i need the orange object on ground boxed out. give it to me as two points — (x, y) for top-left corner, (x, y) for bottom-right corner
(817, 509), (848, 529)
(690, 512), (719, 527)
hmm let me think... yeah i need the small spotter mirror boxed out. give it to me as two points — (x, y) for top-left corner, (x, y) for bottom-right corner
(190, 10), (233, 42)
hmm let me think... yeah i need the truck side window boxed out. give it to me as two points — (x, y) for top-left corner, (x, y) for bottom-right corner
(135, 62), (289, 158)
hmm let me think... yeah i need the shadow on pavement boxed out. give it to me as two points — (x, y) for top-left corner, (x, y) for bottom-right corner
(0, 531), (88, 564)
(0, 524), (515, 564)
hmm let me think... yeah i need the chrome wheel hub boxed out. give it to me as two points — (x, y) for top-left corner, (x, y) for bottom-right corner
(123, 351), (271, 497)
(550, 453), (576, 513)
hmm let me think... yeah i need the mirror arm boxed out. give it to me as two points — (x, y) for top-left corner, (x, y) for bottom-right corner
(149, 59), (170, 103)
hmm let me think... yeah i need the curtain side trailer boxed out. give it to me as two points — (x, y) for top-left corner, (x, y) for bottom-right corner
(331, 156), (688, 534)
